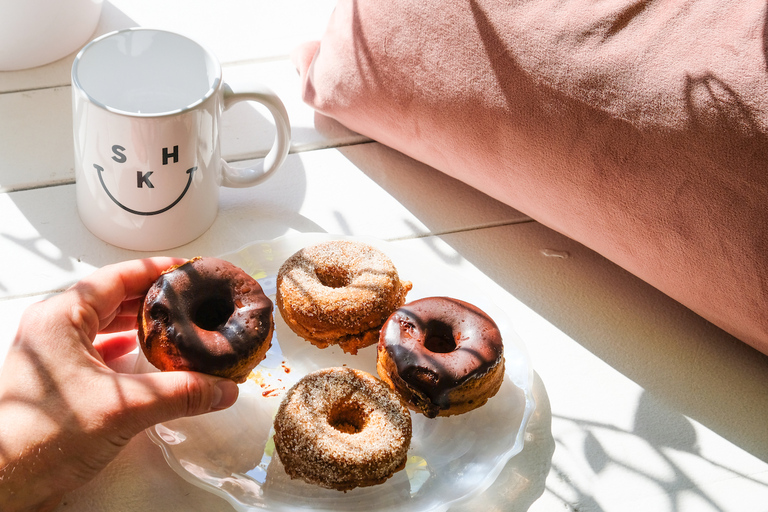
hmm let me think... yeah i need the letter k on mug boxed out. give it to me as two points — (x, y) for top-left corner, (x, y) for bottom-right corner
(72, 28), (291, 251)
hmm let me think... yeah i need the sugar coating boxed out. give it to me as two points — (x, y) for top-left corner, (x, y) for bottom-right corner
(273, 367), (412, 491)
(275, 241), (412, 354)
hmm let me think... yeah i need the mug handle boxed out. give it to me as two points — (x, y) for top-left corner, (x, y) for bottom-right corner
(219, 82), (291, 188)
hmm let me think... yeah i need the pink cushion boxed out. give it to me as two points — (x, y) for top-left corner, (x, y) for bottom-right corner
(294, 0), (768, 355)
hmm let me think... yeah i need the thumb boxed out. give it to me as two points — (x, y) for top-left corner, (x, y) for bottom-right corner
(116, 371), (240, 434)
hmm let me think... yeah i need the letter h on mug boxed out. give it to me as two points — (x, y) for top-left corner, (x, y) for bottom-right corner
(72, 28), (290, 251)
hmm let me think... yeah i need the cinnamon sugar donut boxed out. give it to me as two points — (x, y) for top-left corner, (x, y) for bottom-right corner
(272, 367), (412, 491)
(138, 257), (274, 383)
(377, 297), (505, 417)
(275, 240), (412, 354)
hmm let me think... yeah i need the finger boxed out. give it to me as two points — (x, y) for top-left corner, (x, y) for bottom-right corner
(115, 298), (143, 319)
(99, 314), (139, 335)
(66, 257), (185, 337)
(99, 297), (144, 334)
(93, 331), (139, 364)
(112, 371), (239, 434)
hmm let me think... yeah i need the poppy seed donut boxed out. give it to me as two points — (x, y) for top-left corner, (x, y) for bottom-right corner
(272, 367), (412, 491)
(137, 257), (274, 383)
(275, 240), (412, 354)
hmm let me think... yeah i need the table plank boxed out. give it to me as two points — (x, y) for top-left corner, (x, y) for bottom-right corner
(0, 144), (529, 299)
(0, 59), (366, 193)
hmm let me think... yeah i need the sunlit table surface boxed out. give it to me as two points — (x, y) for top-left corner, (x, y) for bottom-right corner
(1, 2), (767, 511)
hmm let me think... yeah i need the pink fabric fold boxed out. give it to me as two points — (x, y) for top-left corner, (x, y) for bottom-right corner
(294, 0), (768, 356)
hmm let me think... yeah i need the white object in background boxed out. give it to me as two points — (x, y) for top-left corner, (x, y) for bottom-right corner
(0, 0), (103, 71)
(71, 28), (291, 251)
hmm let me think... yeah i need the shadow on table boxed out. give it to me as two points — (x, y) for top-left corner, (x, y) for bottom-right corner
(546, 389), (766, 512)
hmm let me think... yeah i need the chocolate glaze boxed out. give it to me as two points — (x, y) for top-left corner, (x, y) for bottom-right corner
(378, 297), (503, 417)
(138, 257), (273, 378)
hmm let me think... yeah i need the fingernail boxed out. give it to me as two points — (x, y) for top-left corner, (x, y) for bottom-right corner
(211, 380), (239, 410)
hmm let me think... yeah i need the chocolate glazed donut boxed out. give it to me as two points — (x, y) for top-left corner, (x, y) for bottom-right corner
(138, 257), (274, 383)
(377, 297), (505, 418)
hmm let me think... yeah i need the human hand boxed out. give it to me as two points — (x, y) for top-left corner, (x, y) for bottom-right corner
(0, 258), (240, 511)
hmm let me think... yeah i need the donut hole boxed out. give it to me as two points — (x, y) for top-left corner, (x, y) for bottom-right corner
(423, 320), (457, 353)
(315, 265), (351, 288)
(328, 399), (368, 434)
(192, 293), (235, 331)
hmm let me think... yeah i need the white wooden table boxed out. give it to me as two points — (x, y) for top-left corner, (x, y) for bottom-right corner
(2, 2), (767, 511)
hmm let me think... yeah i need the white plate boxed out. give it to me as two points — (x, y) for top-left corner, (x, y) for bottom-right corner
(136, 234), (536, 512)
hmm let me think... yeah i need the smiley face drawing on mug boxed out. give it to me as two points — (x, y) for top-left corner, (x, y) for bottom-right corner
(94, 143), (196, 216)
(72, 29), (290, 251)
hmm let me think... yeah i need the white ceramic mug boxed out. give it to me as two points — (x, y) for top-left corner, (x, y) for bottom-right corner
(72, 28), (291, 251)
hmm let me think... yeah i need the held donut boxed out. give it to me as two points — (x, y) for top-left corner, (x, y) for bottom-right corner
(137, 257), (274, 383)
(272, 367), (412, 491)
(377, 297), (505, 418)
(275, 240), (412, 354)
